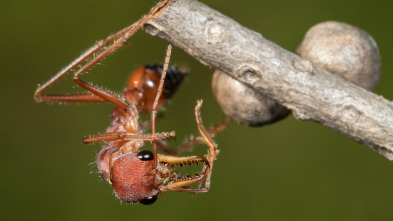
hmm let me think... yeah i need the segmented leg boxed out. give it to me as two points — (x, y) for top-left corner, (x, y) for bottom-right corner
(150, 44), (173, 167)
(159, 100), (222, 194)
(154, 117), (230, 155)
(83, 131), (176, 144)
(34, 0), (170, 108)
(194, 99), (218, 190)
(34, 22), (138, 104)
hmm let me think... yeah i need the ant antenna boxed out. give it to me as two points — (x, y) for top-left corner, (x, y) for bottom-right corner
(151, 44), (172, 167)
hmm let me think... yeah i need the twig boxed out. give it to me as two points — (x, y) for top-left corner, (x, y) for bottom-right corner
(144, 0), (393, 160)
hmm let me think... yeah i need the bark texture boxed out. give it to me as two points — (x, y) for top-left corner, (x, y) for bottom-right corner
(144, 0), (393, 160)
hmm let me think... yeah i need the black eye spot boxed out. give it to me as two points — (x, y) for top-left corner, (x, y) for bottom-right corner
(137, 150), (154, 161)
(140, 195), (158, 205)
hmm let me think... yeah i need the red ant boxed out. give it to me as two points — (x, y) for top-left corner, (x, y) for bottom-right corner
(34, 2), (228, 205)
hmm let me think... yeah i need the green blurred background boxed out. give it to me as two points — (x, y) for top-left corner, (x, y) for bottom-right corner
(1, 0), (393, 220)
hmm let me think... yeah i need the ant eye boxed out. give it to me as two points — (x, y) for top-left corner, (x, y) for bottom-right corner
(140, 195), (158, 205)
(137, 150), (154, 161)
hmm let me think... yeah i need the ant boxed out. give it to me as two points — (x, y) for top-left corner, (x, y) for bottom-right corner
(34, 1), (228, 205)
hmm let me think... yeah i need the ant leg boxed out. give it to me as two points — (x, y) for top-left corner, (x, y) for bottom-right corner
(34, 22), (138, 103)
(82, 45), (173, 157)
(71, 2), (171, 110)
(150, 44), (172, 167)
(35, 93), (107, 103)
(72, 75), (128, 110)
(194, 99), (219, 191)
(165, 187), (209, 194)
(83, 131), (176, 144)
(35, 0), (170, 105)
(153, 117), (230, 155)
(163, 117), (230, 155)
(155, 140), (177, 155)
(160, 100), (225, 194)
(69, 24), (144, 110)
(139, 112), (165, 130)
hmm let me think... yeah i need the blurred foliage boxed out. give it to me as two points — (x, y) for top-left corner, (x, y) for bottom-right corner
(1, 0), (393, 220)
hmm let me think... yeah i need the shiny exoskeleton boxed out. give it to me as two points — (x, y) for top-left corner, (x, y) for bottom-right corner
(35, 44), (223, 205)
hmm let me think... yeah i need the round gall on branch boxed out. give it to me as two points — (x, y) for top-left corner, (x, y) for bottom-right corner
(212, 21), (381, 127)
(297, 21), (381, 91)
(212, 70), (290, 126)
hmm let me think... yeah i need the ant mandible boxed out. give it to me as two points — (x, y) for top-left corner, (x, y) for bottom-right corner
(34, 2), (228, 205)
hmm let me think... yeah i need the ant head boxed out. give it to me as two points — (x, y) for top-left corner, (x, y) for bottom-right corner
(124, 65), (186, 113)
(109, 149), (210, 205)
(110, 150), (160, 205)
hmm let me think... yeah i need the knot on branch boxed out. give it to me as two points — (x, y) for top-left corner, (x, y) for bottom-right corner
(204, 20), (227, 44)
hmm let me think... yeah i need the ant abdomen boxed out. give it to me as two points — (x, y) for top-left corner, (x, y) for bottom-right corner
(145, 64), (186, 99)
(124, 65), (186, 113)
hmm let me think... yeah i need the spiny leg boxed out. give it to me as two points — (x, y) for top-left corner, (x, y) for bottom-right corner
(194, 100), (219, 190)
(83, 131), (175, 144)
(155, 117), (230, 155)
(158, 100), (223, 194)
(70, 1), (171, 110)
(34, 22), (137, 103)
(70, 22), (146, 110)
(34, 0), (170, 107)
(80, 57), (177, 151)
(150, 44), (173, 167)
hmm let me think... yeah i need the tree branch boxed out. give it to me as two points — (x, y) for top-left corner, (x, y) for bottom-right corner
(144, 0), (393, 160)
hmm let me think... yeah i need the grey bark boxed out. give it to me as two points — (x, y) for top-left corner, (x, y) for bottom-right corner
(144, 0), (393, 160)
